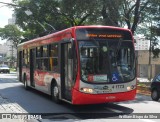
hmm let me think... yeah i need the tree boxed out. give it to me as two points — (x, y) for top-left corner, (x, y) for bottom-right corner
(101, 0), (123, 26)
(12, 0), (99, 39)
(59, 0), (98, 26)
(11, 0), (159, 40)
(0, 24), (23, 47)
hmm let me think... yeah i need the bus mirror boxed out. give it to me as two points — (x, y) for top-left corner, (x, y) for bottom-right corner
(69, 38), (74, 43)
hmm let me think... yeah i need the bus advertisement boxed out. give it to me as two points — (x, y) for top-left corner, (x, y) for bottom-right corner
(17, 26), (137, 105)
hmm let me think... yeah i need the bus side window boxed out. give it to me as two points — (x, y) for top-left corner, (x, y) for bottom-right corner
(42, 58), (49, 70)
(49, 43), (59, 72)
(36, 46), (43, 57)
(36, 59), (42, 69)
(43, 45), (48, 57)
(50, 44), (58, 57)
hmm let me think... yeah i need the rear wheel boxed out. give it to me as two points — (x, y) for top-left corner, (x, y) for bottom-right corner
(51, 83), (60, 103)
(151, 89), (159, 101)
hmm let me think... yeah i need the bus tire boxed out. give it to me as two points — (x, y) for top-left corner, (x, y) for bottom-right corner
(24, 75), (29, 90)
(51, 83), (60, 103)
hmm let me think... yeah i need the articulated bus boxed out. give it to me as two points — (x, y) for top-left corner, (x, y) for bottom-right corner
(17, 26), (136, 105)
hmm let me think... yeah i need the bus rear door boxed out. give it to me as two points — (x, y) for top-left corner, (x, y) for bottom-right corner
(30, 48), (36, 87)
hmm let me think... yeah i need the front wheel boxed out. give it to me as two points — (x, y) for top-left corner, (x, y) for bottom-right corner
(151, 89), (159, 101)
(51, 83), (60, 103)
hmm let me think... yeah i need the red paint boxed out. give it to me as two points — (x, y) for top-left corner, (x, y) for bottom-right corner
(72, 89), (136, 105)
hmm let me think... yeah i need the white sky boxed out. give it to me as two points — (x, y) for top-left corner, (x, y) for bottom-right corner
(0, 0), (13, 44)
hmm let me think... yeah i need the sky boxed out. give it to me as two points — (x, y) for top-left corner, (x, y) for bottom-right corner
(0, 0), (13, 44)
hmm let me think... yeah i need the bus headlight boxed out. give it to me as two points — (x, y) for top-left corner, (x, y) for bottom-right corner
(81, 88), (93, 93)
(127, 85), (135, 91)
(127, 86), (131, 91)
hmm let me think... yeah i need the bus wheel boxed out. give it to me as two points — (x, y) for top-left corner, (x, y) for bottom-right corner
(51, 83), (60, 103)
(24, 76), (29, 90)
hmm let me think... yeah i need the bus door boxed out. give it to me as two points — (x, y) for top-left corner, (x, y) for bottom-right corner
(30, 49), (36, 87)
(18, 51), (23, 82)
(61, 42), (74, 101)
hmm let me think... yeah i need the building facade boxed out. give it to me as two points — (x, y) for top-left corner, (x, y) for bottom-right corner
(135, 36), (160, 79)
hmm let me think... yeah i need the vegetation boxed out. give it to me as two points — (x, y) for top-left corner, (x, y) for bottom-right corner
(0, 0), (159, 55)
(0, 24), (22, 48)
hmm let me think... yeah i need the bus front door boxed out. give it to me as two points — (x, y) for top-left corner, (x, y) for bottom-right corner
(18, 51), (23, 82)
(61, 42), (73, 101)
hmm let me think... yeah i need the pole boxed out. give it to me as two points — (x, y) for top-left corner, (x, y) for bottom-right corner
(148, 21), (152, 80)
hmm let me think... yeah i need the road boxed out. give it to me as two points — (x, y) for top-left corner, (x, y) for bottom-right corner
(0, 73), (160, 122)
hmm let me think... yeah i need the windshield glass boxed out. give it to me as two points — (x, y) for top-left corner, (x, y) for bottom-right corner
(79, 39), (135, 83)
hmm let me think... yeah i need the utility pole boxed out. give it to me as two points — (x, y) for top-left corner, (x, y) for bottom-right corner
(148, 21), (152, 80)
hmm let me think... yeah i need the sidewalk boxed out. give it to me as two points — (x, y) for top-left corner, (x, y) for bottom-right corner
(0, 94), (27, 122)
(0, 94), (42, 122)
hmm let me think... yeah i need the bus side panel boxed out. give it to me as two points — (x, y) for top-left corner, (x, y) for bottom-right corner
(72, 89), (136, 105)
(33, 70), (60, 94)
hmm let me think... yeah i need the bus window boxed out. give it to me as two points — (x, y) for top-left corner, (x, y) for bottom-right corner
(36, 46), (43, 57)
(48, 43), (59, 72)
(45, 58), (49, 70)
(50, 44), (58, 57)
(43, 45), (48, 57)
(36, 59), (42, 69)
(42, 59), (49, 70)
(49, 58), (58, 72)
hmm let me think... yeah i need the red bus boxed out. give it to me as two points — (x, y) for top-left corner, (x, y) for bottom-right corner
(17, 26), (136, 105)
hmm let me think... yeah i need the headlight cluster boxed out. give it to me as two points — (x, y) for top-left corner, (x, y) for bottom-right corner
(81, 87), (93, 93)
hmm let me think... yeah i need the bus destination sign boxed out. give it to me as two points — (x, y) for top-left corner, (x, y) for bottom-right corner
(86, 33), (123, 38)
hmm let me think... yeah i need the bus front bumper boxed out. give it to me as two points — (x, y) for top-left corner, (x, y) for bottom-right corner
(72, 89), (136, 105)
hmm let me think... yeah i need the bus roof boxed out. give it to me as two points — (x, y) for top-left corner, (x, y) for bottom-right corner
(18, 25), (132, 49)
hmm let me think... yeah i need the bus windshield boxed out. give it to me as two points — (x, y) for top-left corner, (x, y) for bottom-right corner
(79, 40), (135, 83)
(78, 39), (135, 83)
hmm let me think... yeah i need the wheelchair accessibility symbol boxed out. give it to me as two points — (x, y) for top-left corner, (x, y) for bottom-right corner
(112, 73), (118, 81)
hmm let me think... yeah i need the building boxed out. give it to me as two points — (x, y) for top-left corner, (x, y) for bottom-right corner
(0, 44), (8, 63)
(135, 35), (160, 79)
(0, 14), (17, 66)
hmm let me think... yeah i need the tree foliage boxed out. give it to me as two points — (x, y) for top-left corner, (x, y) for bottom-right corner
(0, 0), (159, 51)
(12, 0), (159, 35)
(0, 24), (22, 47)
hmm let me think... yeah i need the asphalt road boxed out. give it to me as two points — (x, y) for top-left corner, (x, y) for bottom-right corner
(0, 72), (160, 122)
